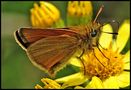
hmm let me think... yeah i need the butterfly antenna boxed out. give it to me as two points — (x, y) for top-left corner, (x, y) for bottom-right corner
(93, 5), (104, 23)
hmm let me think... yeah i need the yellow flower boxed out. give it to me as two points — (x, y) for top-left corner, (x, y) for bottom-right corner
(55, 20), (130, 89)
(30, 1), (64, 28)
(67, 1), (93, 26)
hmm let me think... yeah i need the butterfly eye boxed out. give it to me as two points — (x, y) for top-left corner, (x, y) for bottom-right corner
(91, 30), (97, 37)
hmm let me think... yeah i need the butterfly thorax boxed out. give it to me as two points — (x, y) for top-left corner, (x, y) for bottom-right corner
(69, 22), (101, 51)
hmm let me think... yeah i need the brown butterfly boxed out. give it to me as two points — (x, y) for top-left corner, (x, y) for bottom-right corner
(14, 5), (117, 76)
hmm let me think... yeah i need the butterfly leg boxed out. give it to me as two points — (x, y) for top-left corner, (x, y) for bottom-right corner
(92, 48), (105, 67)
(78, 49), (85, 58)
(92, 41), (109, 61)
(96, 41), (107, 50)
(76, 49), (86, 75)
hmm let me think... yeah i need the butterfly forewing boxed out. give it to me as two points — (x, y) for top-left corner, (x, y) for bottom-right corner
(19, 28), (77, 43)
(15, 28), (79, 51)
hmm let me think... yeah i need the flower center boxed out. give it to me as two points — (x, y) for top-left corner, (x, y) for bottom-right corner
(83, 48), (124, 80)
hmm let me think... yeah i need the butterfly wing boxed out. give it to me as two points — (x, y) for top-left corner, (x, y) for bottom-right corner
(26, 35), (81, 75)
(14, 28), (78, 50)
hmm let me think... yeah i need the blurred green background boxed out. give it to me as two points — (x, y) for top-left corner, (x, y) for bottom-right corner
(1, 1), (130, 89)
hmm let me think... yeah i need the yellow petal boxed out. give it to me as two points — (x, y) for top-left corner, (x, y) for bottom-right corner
(33, 3), (44, 26)
(116, 71), (130, 88)
(32, 7), (45, 27)
(85, 76), (103, 89)
(62, 77), (88, 88)
(41, 78), (61, 89)
(99, 24), (113, 49)
(124, 62), (130, 70)
(68, 1), (79, 16)
(69, 57), (82, 67)
(113, 20), (130, 53)
(55, 72), (88, 88)
(55, 72), (85, 82)
(39, 10), (52, 26)
(30, 9), (35, 27)
(40, 3), (55, 23)
(123, 50), (130, 63)
(31, 15), (37, 27)
(81, 1), (92, 15)
(40, 1), (60, 20)
(30, 8), (44, 27)
(103, 76), (119, 89)
(69, 51), (84, 67)
(74, 86), (85, 89)
(35, 84), (43, 89)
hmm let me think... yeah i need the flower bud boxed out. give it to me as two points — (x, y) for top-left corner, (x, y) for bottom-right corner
(67, 1), (93, 26)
